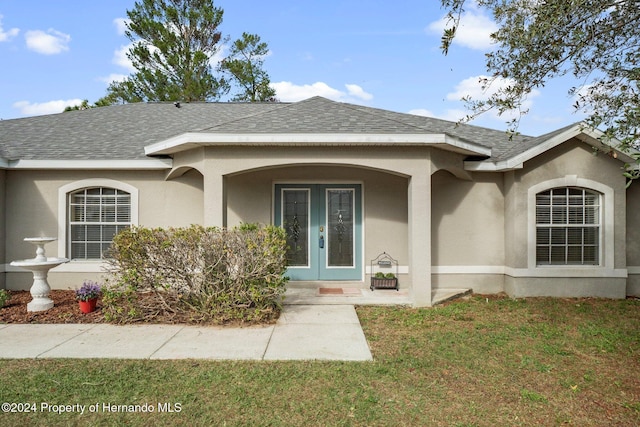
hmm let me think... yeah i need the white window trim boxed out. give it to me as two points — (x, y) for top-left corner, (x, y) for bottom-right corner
(527, 175), (614, 274)
(57, 179), (139, 270)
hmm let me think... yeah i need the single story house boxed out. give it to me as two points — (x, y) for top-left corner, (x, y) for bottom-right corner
(1, 96), (638, 307)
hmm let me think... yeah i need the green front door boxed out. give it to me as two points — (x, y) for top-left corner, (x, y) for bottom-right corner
(275, 184), (362, 281)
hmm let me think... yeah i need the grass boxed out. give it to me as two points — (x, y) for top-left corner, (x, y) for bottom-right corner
(1, 295), (639, 426)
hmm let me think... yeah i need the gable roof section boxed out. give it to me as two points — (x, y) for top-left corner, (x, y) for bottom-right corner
(144, 97), (497, 156)
(465, 123), (638, 171)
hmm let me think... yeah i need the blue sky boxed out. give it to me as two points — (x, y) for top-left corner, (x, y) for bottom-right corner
(0, 0), (586, 136)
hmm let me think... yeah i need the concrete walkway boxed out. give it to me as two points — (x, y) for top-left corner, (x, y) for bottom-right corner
(0, 305), (372, 361)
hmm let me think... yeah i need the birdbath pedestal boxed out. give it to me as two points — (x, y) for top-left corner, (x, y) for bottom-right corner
(9, 237), (69, 312)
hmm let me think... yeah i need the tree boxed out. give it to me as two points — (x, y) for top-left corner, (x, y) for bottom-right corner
(64, 100), (92, 112)
(439, 0), (640, 155)
(100, 0), (226, 104)
(219, 32), (277, 102)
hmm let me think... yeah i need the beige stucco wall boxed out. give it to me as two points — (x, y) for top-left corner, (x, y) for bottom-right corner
(431, 169), (505, 292)
(626, 181), (640, 295)
(505, 276), (627, 299)
(503, 139), (628, 298)
(5, 168), (203, 290)
(0, 169), (5, 289)
(431, 170), (504, 265)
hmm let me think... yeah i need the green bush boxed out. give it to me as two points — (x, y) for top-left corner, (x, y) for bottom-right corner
(0, 289), (10, 309)
(103, 224), (288, 324)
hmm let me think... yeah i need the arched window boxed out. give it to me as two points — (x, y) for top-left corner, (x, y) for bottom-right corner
(68, 187), (132, 260)
(535, 187), (600, 265)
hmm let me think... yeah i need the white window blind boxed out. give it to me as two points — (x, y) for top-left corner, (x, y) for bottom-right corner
(69, 187), (131, 260)
(535, 187), (600, 265)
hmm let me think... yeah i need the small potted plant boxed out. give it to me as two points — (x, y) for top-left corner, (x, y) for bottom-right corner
(75, 280), (101, 313)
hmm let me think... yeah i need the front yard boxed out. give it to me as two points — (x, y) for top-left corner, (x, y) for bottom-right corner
(0, 295), (638, 426)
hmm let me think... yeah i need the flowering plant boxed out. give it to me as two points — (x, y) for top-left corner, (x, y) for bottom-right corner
(75, 280), (101, 301)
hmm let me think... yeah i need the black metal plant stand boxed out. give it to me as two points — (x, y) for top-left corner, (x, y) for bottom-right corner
(370, 252), (399, 290)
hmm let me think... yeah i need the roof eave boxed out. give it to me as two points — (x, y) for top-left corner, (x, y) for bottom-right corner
(6, 159), (172, 170)
(144, 132), (492, 156)
(465, 123), (639, 172)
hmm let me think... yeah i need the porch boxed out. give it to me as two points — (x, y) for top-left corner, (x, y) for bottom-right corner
(284, 282), (470, 306)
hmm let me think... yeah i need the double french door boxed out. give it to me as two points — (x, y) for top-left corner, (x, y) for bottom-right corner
(275, 184), (362, 280)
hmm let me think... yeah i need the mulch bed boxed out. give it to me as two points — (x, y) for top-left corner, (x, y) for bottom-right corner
(0, 290), (105, 324)
(0, 290), (280, 326)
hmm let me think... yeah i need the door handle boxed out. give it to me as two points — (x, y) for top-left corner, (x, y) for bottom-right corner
(319, 235), (324, 248)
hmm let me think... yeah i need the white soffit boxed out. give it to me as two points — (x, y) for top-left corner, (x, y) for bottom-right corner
(7, 159), (172, 170)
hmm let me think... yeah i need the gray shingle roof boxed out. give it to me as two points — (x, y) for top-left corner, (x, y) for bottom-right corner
(0, 102), (282, 160)
(0, 96), (564, 163)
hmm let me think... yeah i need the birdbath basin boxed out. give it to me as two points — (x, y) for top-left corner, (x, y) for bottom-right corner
(9, 237), (69, 312)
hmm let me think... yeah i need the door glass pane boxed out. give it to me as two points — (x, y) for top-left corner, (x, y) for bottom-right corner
(282, 189), (309, 266)
(327, 189), (354, 267)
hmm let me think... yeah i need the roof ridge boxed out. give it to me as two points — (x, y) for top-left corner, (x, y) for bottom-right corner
(495, 122), (580, 159)
(331, 99), (440, 133)
(195, 96), (431, 134)
(348, 101), (531, 139)
(196, 101), (296, 132)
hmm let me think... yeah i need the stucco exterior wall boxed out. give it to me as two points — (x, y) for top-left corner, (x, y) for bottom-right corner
(0, 169), (5, 289)
(503, 139), (628, 298)
(626, 182), (640, 295)
(431, 169), (505, 293)
(5, 168), (203, 290)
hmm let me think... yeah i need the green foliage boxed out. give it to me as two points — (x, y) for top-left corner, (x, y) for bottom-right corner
(440, 1), (640, 157)
(219, 32), (277, 102)
(0, 289), (10, 308)
(100, 0), (226, 103)
(374, 272), (395, 279)
(103, 224), (288, 324)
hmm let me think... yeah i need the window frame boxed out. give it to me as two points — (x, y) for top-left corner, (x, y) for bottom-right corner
(527, 176), (614, 272)
(535, 187), (601, 266)
(58, 179), (139, 263)
(68, 187), (133, 260)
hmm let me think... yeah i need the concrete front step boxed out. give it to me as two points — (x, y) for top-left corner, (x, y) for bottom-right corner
(286, 283), (472, 306)
(288, 281), (369, 289)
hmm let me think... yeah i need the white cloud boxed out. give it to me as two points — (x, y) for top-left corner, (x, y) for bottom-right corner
(427, 9), (497, 50)
(210, 43), (226, 68)
(345, 84), (373, 101)
(446, 74), (541, 122)
(407, 108), (434, 117)
(113, 44), (135, 71)
(113, 17), (129, 36)
(0, 15), (19, 42)
(98, 73), (129, 85)
(25, 29), (71, 54)
(408, 107), (469, 123)
(13, 99), (84, 116)
(271, 81), (373, 103)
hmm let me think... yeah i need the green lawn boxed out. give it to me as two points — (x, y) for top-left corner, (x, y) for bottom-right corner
(1, 295), (639, 426)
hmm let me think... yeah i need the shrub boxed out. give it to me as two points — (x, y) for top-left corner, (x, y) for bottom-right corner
(0, 289), (10, 309)
(103, 224), (288, 324)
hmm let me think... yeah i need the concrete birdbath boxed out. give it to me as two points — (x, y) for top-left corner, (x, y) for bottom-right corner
(9, 237), (69, 312)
